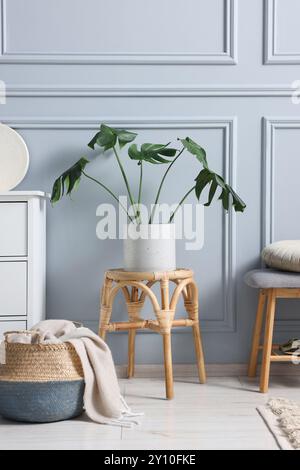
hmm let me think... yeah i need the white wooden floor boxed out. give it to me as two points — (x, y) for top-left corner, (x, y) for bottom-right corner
(1, 375), (300, 450)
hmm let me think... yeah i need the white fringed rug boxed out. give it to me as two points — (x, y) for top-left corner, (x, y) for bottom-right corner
(258, 398), (300, 450)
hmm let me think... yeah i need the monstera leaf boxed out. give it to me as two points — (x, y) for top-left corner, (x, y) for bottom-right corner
(194, 168), (246, 213)
(88, 124), (137, 151)
(128, 143), (177, 164)
(51, 157), (89, 204)
(51, 122), (246, 223)
(180, 136), (246, 213)
(181, 137), (208, 168)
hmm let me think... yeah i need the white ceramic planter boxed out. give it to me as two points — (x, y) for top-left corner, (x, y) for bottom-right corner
(123, 224), (176, 272)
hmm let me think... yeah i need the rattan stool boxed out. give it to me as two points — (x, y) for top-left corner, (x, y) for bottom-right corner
(98, 268), (206, 399)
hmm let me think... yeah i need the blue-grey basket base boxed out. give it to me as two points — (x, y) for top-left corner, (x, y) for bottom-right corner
(0, 379), (85, 423)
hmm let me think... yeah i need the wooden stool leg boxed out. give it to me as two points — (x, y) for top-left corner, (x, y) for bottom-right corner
(248, 290), (267, 378)
(157, 278), (175, 399)
(98, 277), (113, 341)
(193, 322), (206, 384)
(184, 281), (206, 384)
(127, 286), (142, 379)
(260, 289), (276, 393)
(128, 330), (136, 378)
(163, 333), (174, 400)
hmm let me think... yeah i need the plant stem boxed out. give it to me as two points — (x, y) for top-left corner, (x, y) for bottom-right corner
(168, 185), (196, 223)
(82, 171), (134, 223)
(136, 162), (143, 224)
(113, 146), (137, 220)
(149, 147), (185, 224)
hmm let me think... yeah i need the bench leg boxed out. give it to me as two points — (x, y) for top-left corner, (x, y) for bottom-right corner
(260, 289), (276, 393)
(248, 290), (266, 377)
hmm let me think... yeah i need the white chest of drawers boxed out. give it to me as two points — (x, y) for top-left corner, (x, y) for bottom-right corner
(0, 192), (47, 339)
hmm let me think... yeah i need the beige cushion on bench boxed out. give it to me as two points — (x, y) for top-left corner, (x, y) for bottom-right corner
(262, 240), (300, 273)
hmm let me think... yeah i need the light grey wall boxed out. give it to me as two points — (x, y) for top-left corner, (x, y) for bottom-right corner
(1, 0), (300, 364)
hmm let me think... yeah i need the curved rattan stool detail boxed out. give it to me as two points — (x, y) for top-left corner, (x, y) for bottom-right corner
(99, 268), (206, 399)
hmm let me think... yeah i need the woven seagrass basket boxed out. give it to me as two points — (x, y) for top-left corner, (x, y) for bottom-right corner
(0, 331), (85, 423)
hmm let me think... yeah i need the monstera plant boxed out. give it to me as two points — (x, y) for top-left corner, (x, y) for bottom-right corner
(51, 124), (246, 221)
(51, 124), (246, 271)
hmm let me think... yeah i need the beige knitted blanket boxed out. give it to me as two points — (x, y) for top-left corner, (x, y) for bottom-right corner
(5, 320), (142, 428)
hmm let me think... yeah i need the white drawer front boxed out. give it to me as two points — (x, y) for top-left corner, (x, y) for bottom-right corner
(0, 262), (27, 316)
(0, 203), (27, 256)
(0, 321), (27, 341)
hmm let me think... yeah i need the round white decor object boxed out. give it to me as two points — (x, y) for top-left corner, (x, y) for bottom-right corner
(0, 124), (29, 191)
(262, 240), (300, 273)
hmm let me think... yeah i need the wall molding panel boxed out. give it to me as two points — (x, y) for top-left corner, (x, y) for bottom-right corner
(0, 116), (237, 333)
(262, 117), (300, 333)
(262, 117), (300, 247)
(4, 84), (296, 98)
(0, 0), (237, 65)
(264, 0), (300, 64)
(262, 117), (276, 249)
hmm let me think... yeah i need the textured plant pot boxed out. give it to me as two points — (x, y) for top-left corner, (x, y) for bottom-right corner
(123, 224), (176, 272)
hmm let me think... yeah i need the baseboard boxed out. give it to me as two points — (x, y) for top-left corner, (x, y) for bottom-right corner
(116, 363), (300, 378)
